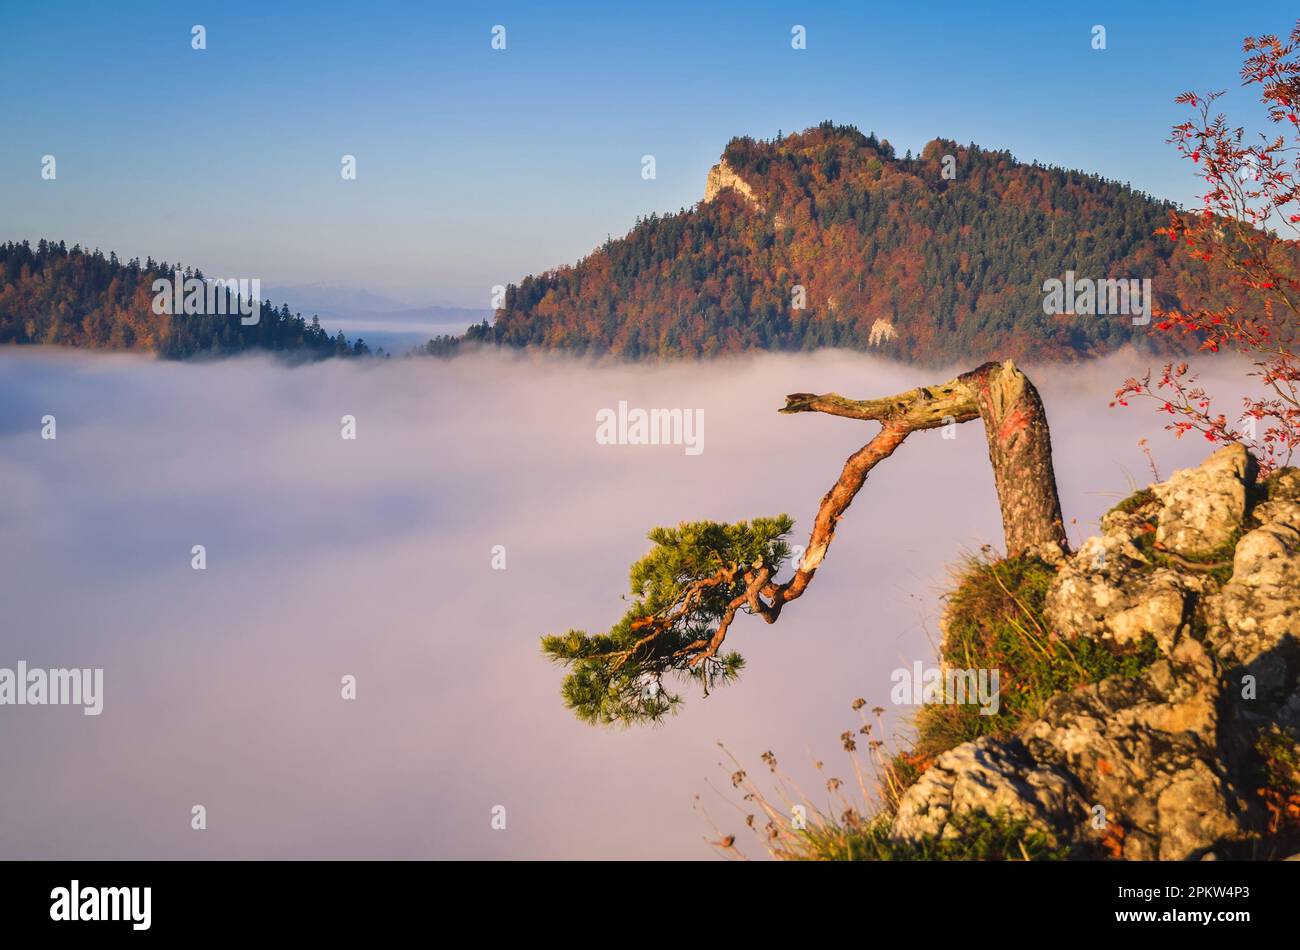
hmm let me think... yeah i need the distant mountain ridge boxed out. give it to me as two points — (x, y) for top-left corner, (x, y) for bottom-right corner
(0, 240), (373, 360)
(477, 122), (1240, 363)
(1, 124), (1247, 364)
(261, 285), (491, 353)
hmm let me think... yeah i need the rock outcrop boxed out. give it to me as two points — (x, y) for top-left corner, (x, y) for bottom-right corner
(867, 318), (898, 347)
(703, 159), (762, 211)
(891, 445), (1300, 859)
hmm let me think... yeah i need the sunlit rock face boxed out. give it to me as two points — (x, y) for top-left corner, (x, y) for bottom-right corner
(893, 446), (1300, 860)
(703, 159), (762, 211)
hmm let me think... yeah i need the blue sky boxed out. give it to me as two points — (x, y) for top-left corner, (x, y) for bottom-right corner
(0, 1), (1293, 307)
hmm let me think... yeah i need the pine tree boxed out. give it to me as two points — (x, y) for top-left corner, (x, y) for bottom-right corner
(544, 361), (1067, 726)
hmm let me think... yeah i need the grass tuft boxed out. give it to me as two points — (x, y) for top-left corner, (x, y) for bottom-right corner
(703, 551), (1162, 861)
(917, 554), (1158, 758)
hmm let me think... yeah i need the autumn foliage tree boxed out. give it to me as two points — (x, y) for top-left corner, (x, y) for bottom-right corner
(0, 240), (370, 360)
(1116, 21), (1300, 474)
(489, 122), (1226, 365)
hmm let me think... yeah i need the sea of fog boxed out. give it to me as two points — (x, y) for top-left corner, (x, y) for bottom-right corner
(0, 347), (1250, 859)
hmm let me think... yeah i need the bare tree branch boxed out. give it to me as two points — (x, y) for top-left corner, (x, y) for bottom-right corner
(779, 359), (1068, 570)
(545, 359), (1070, 724)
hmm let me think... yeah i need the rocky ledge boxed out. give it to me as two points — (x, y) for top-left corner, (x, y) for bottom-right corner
(891, 445), (1300, 859)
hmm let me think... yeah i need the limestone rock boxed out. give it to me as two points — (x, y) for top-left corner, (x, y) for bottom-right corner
(891, 448), (1300, 860)
(1253, 468), (1300, 530)
(703, 159), (762, 211)
(1218, 521), (1300, 697)
(891, 737), (1087, 843)
(1045, 522), (1191, 653)
(1153, 444), (1252, 558)
(867, 318), (897, 347)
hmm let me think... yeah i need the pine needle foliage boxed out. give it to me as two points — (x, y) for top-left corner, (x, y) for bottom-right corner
(542, 517), (794, 726)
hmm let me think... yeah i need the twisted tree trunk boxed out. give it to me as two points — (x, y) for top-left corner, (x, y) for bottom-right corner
(781, 359), (1067, 562)
(963, 361), (1068, 555)
(542, 359), (1071, 720)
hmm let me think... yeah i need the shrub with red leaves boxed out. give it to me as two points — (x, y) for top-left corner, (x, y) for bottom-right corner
(1116, 22), (1300, 475)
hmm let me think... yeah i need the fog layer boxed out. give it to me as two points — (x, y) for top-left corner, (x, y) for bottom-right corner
(0, 347), (1248, 858)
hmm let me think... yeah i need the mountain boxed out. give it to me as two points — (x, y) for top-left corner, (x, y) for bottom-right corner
(0, 240), (373, 360)
(257, 283), (413, 316)
(259, 291), (492, 354)
(2, 124), (1246, 365)
(322, 307), (489, 354)
(259, 283), (492, 350)
(480, 122), (1239, 363)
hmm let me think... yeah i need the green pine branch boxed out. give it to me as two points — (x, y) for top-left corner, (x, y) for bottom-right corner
(542, 517), (794, 726)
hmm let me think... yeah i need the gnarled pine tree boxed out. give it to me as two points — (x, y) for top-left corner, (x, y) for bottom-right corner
(542, 359), (1067, 725)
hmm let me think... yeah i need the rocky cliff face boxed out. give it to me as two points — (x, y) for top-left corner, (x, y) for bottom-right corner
(703, 159), (762, 210)
(891, 445), (1300, 859)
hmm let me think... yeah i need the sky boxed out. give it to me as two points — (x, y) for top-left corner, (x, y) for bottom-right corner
(0, 346), (1256, 859)
(0, 2), (1293, 307)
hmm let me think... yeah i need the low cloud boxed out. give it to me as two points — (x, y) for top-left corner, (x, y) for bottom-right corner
(0, 346), (1257, 858)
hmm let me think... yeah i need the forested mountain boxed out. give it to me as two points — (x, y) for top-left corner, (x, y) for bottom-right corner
(480, 122), (1242, 363)
(0, 240), (373, 360)
(5, 124), (1248, 365)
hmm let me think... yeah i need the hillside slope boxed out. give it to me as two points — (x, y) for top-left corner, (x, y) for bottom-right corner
(484, 123), (1240, 363)
(0, 240), (370, 360)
